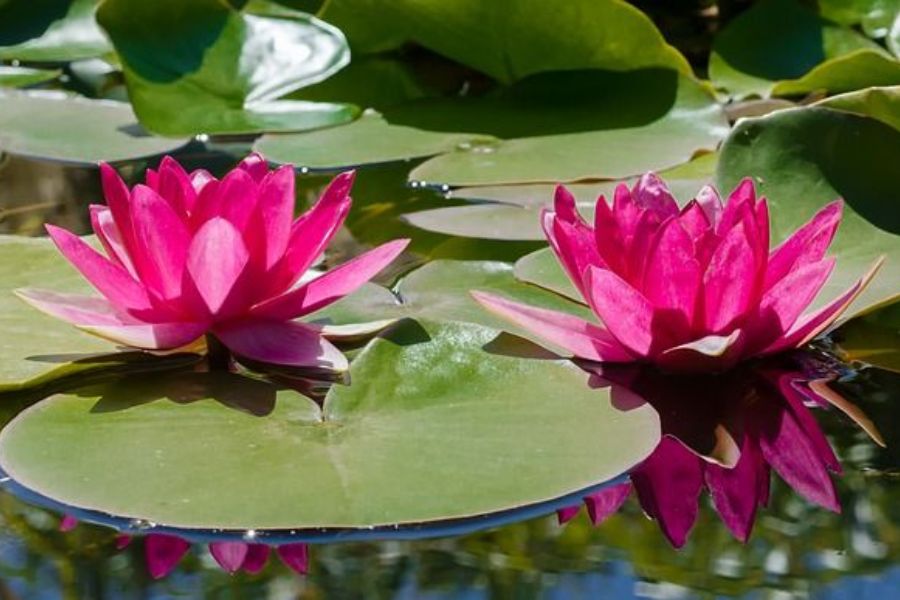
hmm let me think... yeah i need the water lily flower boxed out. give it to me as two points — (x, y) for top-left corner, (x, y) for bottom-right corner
(558, 363), (881, 547)
(16, 154), (408, 373)
(473, 175), (882, 371)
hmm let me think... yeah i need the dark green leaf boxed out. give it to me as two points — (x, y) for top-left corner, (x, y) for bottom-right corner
(0, 0), (111, 62)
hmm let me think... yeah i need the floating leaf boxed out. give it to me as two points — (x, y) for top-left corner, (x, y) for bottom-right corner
(256, 112), (491, 170)
(0, 91), (189, 165)
(818, 0), (900, 38)
(402, 155), (716, 240)
(0, 236), (200, 393)
(96, 0), (356, 136)
(0, 66), (60, 88)
(0, 321), (661, 530)
(771, 49), (900, 97)
(832, 300), (900, 372)
(710, 0), (892, 98)
(816, 85), (900, 130)
(319, 0), (691, 83)
(408, 73), (726, 186)
(0, 0), (111, 62)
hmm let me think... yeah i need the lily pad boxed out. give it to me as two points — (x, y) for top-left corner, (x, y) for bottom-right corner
(319, 0), (691, 83)
(515, 106), (900, 317)
(709, 0), (891, 98)
(408, 74), (726, 186)
(832, 300), (900, 372)
(771, 49), (900, 97)
(96, 0), (356, 136)
(0, 321), (661, 530)
(255, 112), (492, 170)
(816, 85), (900, 130)
(402, 155), (716, 240)
(0, 91), (190, 164)
(0, 0), (111, 62)
(0, 66), (60, 88)
(818, 0), (900, 38)
(0, 236), (200, 393)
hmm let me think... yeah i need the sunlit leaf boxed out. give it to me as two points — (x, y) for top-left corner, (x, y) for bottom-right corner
(0, 91), (190, 164)
(319, 0), (691, 83)
(0, 321), (661, 529)
(96, 0), (356, 136)
(816, 85), (900, 130)
(0, 66), (60, 88)
(0, 0), (111, 62)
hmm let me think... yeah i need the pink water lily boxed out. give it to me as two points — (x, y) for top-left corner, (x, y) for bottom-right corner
(16, 154), (408, 373)
(473, 175), (882, 371)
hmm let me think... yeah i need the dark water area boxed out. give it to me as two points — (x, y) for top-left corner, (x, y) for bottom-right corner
(0, 148), (898, 599)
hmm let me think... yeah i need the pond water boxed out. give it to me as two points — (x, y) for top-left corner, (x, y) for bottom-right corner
(0, 148), (898, 599)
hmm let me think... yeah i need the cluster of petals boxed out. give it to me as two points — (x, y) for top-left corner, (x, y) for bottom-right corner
(17, 154), (408, 372)
(60, 517), (307, 578)
(558, 366), (846, 547)
(474, 174), (881, 371)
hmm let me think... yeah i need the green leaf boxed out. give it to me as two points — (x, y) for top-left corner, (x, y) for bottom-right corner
(402, 154), (716, 241)
(710, 0), (890, 98)
(771, 49), (900, 97)
(818, 0), (900, 38)
(515, 107), (900, 317)
(318, 0), (691, 83)
(0, 66), (60, 88)
(255, 111), (492, 169)
(0, 91), (190, 164)
(0, 321), (661, 529)
(816, 85), (900, 130)
(717, 105), (900, 314)
(0, 236), (199, 393)
(96, 0), (356, 136)
(0, 0), (111, 62)
(832, 299), (900, 372)
(407, 72), (726, 186)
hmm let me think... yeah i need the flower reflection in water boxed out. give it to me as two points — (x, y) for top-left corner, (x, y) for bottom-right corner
(559, 355), (884, 548)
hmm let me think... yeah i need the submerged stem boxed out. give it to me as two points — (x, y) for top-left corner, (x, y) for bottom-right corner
(205, 334), (232, 371)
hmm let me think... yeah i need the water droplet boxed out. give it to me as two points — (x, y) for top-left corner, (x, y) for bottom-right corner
(196, 133), (210, 143)
(440, 184), (451, 193)
(0, 477), (10, 484)
(243, 529), (258, 541)
(409, 180), (421, 189)
(299, 166), (309, 174)
(10, 59), (20, 67)
(129, 519), (156, 530)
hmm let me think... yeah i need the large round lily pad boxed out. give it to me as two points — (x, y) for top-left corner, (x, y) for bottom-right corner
(0, 320), (661, 530)
(0, 91), (190, 164)
(0, 0), (111, 62)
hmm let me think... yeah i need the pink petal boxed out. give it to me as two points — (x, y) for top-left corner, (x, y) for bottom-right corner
(252, 240), (408, 321)
(190, 169), (216, 194)
(242, 544), (271, 574)
(59, 515), (78, 532)
(45, 225), (152, 312)
(214, 319), (348, 371)
(115, 534), (132, 550)
(749, 259), (835, 350)
(595, 189), (627, 275)
(185, 217), (251, 317)
(754, 197), (770, 260)
(584, 267), (660, 357)
(254, 165), (295, 270)
(765, 201), (842, 291)
(191, 169), (259, 231)
(716, 178), (755, 236)
(676, 200), (712, 246)
(543, 206), (603, 299)
(631, 437), (703, 548)
(763, 257), (884, 354)
(209, 542), (249, 574)
(99, 162), (136, 253)
(701, 222), (757, 333)
(79, 321), (207, 350)
(16, 288), (134, 326)
(145, 534), (190, 580)
(156, 156), (197, 215)
(269, 171), (354, 294)
(556, 505), (581, 524)
(237, 152), (270, 183)
(552, 184), (586, 224)
(90, 205), (136, 276)
(754, 395), (840, 512)
(470, 291), (633, 362)
(631, 173), (679, 219)
(641, 218), (701, 332)
(656, 330), (744, 373)
(276, 543), (309, 575)
(705, 436), (764, 542)
(130, 185), (191, 301)
(584, 482), (631, 525)
(777, 374), (841, 473)
(695, 184), (723, 227)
